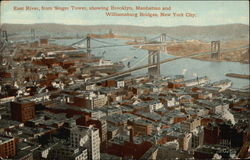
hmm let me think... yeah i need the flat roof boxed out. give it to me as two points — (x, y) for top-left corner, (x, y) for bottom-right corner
(0, 136), (14, 144)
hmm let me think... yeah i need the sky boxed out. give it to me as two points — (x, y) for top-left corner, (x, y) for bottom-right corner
(0, 1), (249, 27)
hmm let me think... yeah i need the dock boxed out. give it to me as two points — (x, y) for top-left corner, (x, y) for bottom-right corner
(225, 73), (250, 79)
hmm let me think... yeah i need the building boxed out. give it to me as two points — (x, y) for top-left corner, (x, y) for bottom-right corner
(181, 118), (201, 132)
(33, 144), (55, 160)
(99, 105), (122, 116)
(106, 133), (153, 159)
(166, 132), (192, 151)
(139, 145), (158, 160)
(0, 136), (16, 159)
(158, 95), (178, 107)
(203, 124), (219, 145)
(148, 101), (164, 112)
(196, 100), (230, 114)
(128, 119), (152, 136)
(84, 83), (96, 91)
(13, 141), (40, 160)
(182, 133), (192, 151)
(167, 82), (185, 88)
(10, 100), (35, 122)
(86, 94), (108, 109)
(194, 145), (233, 159)
(192, 127), (204, 149)
(70, 125), (100, 160)
(102, 80), (116, 87)
(81, 117), (107, 146)
(40, 38), (49, 45)
(107, 126), (119, 140)
(73, 92), (108, 109)
(49, 144), (88, 160)
(116, 80), (125, 88)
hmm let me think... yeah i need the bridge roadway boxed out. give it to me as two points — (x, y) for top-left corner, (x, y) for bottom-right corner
(91, 45), (249, 83)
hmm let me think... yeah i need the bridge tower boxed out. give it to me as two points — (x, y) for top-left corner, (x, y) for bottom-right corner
(147, 33), (168, 80)
(86, 35), (91, 56)
(160, 33), (167, 52)
(211, 41), (220, 59)
(148, 50), (160, 80)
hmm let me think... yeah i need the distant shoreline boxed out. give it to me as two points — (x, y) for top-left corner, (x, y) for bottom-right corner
(127, 40), (249, 64)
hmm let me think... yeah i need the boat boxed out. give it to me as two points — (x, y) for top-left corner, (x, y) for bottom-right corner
(211, 79), (232, 90)
(88, 59), (125, 72)
(225, 73), (250, 79)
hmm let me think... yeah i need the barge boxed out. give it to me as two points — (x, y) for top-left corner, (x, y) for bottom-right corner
(225, 73), (250, 79)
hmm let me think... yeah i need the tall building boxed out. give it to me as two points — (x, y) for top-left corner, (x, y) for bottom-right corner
(192, 127), (204, 149)
(70, 125), (100, 160)
(0, 136), (16, 159)
(10, 100), (35, 122)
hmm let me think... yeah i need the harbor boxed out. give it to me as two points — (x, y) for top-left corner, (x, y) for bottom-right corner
(52, 37), (249, 89)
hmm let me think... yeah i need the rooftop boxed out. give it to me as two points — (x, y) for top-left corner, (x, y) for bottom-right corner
(0, 135), (14, 144)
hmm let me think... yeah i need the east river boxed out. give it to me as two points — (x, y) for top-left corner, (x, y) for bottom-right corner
(53, 38), (249, 89)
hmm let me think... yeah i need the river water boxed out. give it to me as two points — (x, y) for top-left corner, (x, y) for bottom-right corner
(53, 38), (249, 89)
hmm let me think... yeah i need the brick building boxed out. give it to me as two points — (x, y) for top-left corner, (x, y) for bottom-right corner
(39, 38), (48, 45)
(0, 136), (16, 159)
(128, 119), (152, 136)
(11, 100), (35, 122)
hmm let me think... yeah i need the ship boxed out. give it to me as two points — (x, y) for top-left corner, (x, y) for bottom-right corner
(211, 79), (232, 90)
(86, 59), (125, 73)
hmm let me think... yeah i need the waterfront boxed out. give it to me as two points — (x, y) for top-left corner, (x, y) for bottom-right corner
(55, 38), (250, 88)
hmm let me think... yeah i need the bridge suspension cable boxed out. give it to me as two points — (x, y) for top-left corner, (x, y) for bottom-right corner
(70, 37), (87, 46)
(91, 38), (119, 45)
(165, 35), (184, 42)
(148, 35), (161, 42)
(130, 53), (149, 69)
(73, 42), (166, 50)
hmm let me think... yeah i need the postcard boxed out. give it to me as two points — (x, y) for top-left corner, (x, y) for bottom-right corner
(0, 0), (249, 159)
